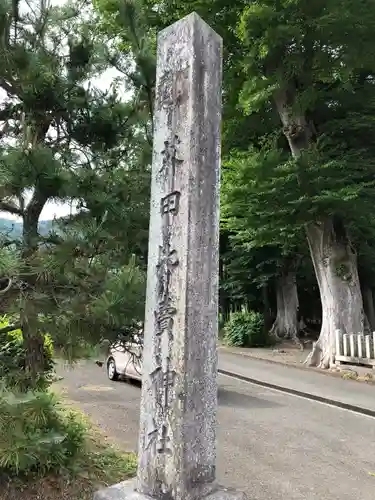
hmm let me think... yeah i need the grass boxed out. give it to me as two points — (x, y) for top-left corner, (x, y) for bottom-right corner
(0, 405), (137, 500)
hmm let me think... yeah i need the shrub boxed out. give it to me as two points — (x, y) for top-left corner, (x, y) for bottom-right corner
(224, 310), (271, 347)
(0, 316), (55, 391)
(0, 388), (86, 476)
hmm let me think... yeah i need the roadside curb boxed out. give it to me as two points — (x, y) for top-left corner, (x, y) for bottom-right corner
(218, 346), (369, 382)
(218, 368), (375, 418)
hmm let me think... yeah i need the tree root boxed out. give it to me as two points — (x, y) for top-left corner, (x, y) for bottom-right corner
(270, 322), (304, 350)
(304, 341), (332, 369)
(291, 333), (304, 351)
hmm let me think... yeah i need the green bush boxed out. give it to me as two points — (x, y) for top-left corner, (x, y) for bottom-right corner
(224, 310), (271, 347)
(0, 389), (86, 476)
(0, 316), (55, 391)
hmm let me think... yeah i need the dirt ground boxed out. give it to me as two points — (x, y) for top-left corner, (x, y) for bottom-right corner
(219, 341), (308, 366)
(219, 341), (375, 383)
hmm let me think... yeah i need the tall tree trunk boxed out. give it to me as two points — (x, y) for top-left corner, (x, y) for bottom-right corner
(21, 190), (47, 386)
(22, 303), (45, 383)
(274, 85), (364, 368)
(262, 282), (273, 332)
(270, 269), (299, 342)
(304, 219), (364, 368)
(219, 255), (227, 322)
(363, 286), (375, 331)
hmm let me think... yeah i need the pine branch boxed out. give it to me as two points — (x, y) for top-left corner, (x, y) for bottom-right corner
(40, 235), (64, 245)
(0, 78), (15, 96)
(0, 323), (21, 335)
(0, 201), (23, 216)
(1, 239), (19, 248)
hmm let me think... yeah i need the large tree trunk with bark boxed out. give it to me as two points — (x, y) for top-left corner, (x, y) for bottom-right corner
(270, 269), (299, 342)
(363, 286), (375, 332)
(21, 190), (48, 386)
(21, 283), (45, 386)
(22, 308), (45, 383)
(262, 283), (273, 332)
(304, 218), (364, 368)
(274, 85), (364, 368)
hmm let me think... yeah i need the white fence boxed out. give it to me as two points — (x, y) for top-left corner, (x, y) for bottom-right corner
(335, 330), (375, 367)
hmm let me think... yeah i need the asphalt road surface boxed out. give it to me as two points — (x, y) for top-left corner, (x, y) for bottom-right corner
(55, 361), (375, 500)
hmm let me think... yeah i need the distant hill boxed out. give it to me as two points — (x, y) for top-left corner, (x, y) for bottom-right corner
(0, 218), (54, 239)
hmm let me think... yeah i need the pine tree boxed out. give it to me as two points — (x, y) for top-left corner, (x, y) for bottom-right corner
(0, 0), (150, 385)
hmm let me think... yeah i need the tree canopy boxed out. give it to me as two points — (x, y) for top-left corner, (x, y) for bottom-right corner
(0, 0), (152, 383)
(1, 0), (375, 379)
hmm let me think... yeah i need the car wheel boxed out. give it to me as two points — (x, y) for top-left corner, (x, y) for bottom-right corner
(107, 358), (119, 381)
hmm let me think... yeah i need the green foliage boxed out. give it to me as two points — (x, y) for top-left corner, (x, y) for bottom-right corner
(94, 447), (137, 479)
(222, 146), (304, 248)
(224, 310), (270, 348)
(0, 0), (374, 376)
(0, 316), (55, 391)
(49, 256), (146, 361)
(89, 258), (146, 330)
(0, 389), (86, 476)
(0, 0), (152, 380)
(1, 403), (137, 499)
(234, 0), (375, 227)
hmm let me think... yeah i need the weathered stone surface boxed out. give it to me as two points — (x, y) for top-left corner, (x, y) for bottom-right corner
(93, 11), (247, 500)
(136, 11), (223, 500)
(93, 481), (141, 500)
(94, 480), (247, 500)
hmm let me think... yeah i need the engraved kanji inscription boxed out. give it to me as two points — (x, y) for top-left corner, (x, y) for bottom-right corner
(147, 420), (172, 455)
(156, 246), (179, 303)
(146, 67), (190, 462)
(147, 417), (172, 454)
(155, 301), (177, 335)
(158, 74), (174, 110)
(157, 67), (189, 111)
(157, 246), (179, 269)
(156, 424), (172, 454)
(160, 135), (184, 177)
(147, 367), (177, 454)
(161, 191), (181, 215)
(151, 366), (177, 399)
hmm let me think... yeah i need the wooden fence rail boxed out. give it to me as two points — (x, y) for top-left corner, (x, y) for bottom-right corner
(335, 330), (375, 367)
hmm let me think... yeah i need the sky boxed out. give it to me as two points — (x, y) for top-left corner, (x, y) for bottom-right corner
(3, 197), (78, 222)
(0, 0), (127, 222)
(0, 65), (126, 220)
(1, 67), (121, 222)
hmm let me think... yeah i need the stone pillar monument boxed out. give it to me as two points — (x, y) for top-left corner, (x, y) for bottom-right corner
(94, 12), (246, 500)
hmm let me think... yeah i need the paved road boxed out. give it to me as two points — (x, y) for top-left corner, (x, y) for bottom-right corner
(56, 361), (375, 500)
(220, 350), (375, 412)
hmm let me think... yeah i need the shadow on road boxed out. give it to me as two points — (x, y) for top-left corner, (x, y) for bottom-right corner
(218, 386), (281, 409)
(115, 378), (281, 410)
(121, 377), (142, 389)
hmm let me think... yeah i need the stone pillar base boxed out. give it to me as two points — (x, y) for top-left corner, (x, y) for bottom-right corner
(93, 480), (247, 500)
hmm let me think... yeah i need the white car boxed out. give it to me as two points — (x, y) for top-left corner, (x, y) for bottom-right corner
(106, 340), (143, 382)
